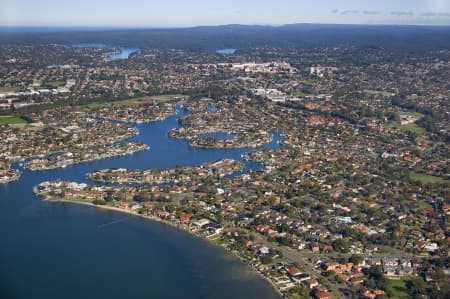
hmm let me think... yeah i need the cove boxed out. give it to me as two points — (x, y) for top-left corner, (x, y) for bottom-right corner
(0, 107), (281, 299)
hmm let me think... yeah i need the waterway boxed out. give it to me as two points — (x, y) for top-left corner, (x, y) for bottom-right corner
(106, 48), (140, 62)
(216, 48), (237, 55)
(73, 43), (139, 61)
(0, 107), (281, 299)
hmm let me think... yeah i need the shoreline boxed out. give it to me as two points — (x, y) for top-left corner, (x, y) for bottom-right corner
(25, 144), (149, 171)
(7, 132), (139, 175)
(88, 158), (244, 184)
(0, 172), (21, 184)
(42, 197), (283, 297)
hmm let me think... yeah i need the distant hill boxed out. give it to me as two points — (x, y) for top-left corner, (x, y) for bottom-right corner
(0, 23), (449, 51)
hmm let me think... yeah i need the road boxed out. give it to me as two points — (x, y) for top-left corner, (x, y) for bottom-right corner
(252, 234), (348, 298)
(226, 223), (428, 298)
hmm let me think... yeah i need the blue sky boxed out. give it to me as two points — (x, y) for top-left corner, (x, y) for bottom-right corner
(1, 0), (449, 27)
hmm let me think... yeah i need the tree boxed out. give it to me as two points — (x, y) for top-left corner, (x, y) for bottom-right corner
(92, 199), (105, 205)
(332, 239), (349, 253)
(105, 190), (114, 202)
(377, 275), (389, 291)
(349, 254), (363, 265)
(260, 255), (273, 264)
(366, 265), (384, 281)
(407, 276), (427, 298)
(134, 191), (150, 202)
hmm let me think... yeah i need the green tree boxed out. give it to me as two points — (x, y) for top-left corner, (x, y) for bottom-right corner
(407, 276), (427, 298)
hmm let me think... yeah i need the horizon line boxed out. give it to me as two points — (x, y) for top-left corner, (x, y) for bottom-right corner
(1, 22), (450, 33)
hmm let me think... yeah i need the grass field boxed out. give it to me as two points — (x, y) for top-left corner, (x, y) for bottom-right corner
(304, 79), (317, 84)
(388, 112), (425, 133)
(406, 95), (420, 100)
(84, 99), (139, 109)
(294, 91), (308, 97)
(418, 200), (432, 209)
(387, 278), (411, 299)
(44, 81), (65, 88)
(147, 94), (186, 102)
(409, 173), (446, 184)
(0, 116), (27, 124)
(389, 121), (426, 134)
(0, 86), (22, 93)
(363, 89), (395, 97)
(400, 112), (424, 118)
(84, 94), (186, 110)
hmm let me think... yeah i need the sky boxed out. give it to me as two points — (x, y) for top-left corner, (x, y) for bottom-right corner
(0, 0), (449, 27)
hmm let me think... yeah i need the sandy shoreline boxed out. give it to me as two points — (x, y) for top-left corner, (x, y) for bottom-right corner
(42, 197), (283, 297)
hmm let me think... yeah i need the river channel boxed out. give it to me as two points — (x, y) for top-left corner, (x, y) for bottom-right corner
(0, 107), (281, 299)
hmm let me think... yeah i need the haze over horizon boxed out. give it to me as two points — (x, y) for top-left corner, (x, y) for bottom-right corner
(1, 0), (449, 27)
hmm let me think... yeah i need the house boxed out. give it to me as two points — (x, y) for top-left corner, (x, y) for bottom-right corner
(293, 273), (311, 282)
(398, 266), (413, 276)
(286, 266), (302, 277)
(114, 202), (129, 208)
(313, 285), (329, 293)
(170, 186), (184, 193)
(363, 289), (385, 299)
(303, 278), (319, 289)
(322, 262), (339, 272)
(362, 290), (375, 299)
(374, 290), (386, 297)
(338, 274), (350, 282)
(314, 291), (331, 299)
(382, 257), (399, 267)
(124, 192), (134, 201)
(272, 262), (286, 270)
(424, 242), (438, 252)
(425, 270), (434, 282)
(349, 272), (365, 284)
(365, 245), (379, 253)
(130, 203), (143, 210)
(443, 203), (450, 215)
(310, 243), (320, 253)
(193, 218), (210, 228)
(258, 247), (270, 256)
(384, 266), (396, 276)
(157, 211), (170, 218)
(143, 202), (157, 210)
(179, 212), (193, 223)
(322, 245), (333, 252)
